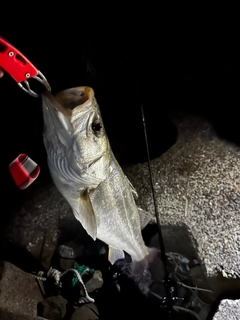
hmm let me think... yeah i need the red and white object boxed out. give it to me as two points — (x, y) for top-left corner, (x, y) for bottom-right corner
(9, 154), (40, 190)
(0, 36), (51, 97)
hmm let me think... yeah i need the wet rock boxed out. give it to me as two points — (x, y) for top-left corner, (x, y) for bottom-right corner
(70, 303), (99, 320)
(85, 270), (103, 293)
(38, 295), (68, 320)
(0, 261), (42, 318)
(213, 299), (240, 319)
(57, 241), (85, 259)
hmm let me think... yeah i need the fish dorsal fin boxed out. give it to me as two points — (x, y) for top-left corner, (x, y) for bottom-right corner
(69, 189), (97, 240)
(108, 246), (125, 264)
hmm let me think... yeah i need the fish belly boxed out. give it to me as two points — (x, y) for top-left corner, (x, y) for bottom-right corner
(89, 156), (148, 262)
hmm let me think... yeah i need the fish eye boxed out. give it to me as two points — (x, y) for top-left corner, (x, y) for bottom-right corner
(92, 119), (103, 137)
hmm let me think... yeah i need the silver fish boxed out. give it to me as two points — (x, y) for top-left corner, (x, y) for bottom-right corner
(41, 87), (159, 291)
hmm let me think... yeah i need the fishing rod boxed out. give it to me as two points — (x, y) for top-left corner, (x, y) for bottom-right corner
(140, 102), (211, 320)
(140, 104), (173, 318)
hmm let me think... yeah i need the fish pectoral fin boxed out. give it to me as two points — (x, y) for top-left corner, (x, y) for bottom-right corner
(72, 191), (97, 240)
(108, 246), (125, 264)
(138, 208), (155, 230)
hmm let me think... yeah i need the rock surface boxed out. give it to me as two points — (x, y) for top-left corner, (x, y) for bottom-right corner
(85, 270), (103, 293)
(123, 115), (240, 278)
(38, 295), (68, 320)
(57, 241), (85, 259)
(213, 299), (240, 320)
(0, 261), (42, 318)
(4, 182), (89, 271)
(70, 303), (99, 320)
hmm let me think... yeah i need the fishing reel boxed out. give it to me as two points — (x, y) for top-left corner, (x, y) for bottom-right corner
(155, 253), (211, 319)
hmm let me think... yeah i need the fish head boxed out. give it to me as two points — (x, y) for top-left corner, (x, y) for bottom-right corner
(42, 86), (111, 186)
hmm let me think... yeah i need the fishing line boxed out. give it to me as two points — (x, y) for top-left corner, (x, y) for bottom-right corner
(141, 105), (173, 317)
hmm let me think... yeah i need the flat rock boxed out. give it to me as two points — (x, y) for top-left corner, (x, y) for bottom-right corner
(38, 295), (68, 320)
(0, 261), (43, 318)
(123, 115), (240, 279)
(70, 303), (99, 320)
(85, 270), (103, 293)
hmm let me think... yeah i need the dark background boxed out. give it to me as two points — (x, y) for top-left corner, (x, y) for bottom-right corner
(1, 6), (240, 220)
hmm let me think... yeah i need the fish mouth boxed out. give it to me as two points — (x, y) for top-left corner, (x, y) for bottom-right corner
(42, 87), (95, 118)
(55, 87), (94, 112)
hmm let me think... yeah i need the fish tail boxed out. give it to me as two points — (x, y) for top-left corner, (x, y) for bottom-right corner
(131, 247), (165, 295)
